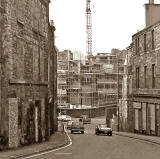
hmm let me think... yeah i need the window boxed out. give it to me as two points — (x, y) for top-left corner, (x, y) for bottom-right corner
(135, 38), (139, 55)
(152, 64), (155, 88)
(144, 66), (147, 88)
(144, 34), (146, 52)
(98, 84), (104, 89)
(137, 37), (139, 54)
(135, 39), (137, 55)
(151, 30), (154, 50)
(136, 67), (140, 88)
(105, 84), (110, 89)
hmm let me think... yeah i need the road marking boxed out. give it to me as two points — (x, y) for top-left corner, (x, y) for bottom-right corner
(20, 126), (72, 159)
(55, 152), (72, 155)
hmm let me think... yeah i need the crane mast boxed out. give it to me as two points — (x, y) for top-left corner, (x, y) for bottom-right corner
(86, 0), (92, 57)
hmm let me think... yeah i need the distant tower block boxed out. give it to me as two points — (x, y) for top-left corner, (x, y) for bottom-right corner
(86, 0), (92, 57)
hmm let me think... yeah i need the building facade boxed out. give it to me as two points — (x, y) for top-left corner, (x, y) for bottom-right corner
(119, 45), (134, 132)
(126, 0), (160, 136)
(0, 0), (57, 148)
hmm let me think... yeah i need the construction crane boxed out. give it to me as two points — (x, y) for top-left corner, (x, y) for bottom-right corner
(86, 0), (92, 57)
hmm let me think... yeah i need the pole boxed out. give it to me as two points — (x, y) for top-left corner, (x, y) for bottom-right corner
(117, 57), (119, 132)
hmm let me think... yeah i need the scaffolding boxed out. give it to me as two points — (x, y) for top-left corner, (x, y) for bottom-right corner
(57, 50), (125, 109)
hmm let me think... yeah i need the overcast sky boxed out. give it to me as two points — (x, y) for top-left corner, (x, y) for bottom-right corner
(49, 0), (158, 55)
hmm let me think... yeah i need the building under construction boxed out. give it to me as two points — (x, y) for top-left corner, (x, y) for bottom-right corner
(57, 49), (126, 119)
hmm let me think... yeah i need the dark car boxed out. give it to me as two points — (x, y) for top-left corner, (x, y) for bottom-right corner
(79, 115), (91, 124)
(95, 124), (112, 136)
(70, 121), (85, 134)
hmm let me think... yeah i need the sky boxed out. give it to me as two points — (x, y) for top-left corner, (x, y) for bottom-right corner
(49, 0), (159, 55)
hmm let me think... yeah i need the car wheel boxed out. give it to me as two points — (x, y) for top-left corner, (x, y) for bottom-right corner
(110, 133), (112, 136)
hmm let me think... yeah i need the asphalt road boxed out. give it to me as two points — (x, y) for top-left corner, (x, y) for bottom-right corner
(26, 117), (160, 159)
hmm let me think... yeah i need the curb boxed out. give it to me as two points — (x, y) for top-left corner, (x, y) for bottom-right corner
(113, 132), (160, 145)
(10, 128), (70, 159)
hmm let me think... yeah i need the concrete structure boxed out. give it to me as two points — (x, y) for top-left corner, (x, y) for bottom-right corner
(57, 50), (80, 108)
(57, 49), (126, 127)
(86, 50), (126, 126)
(0, 0), (57, 148)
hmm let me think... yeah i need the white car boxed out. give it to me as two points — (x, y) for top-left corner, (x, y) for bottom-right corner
(58, 115), (71, 122)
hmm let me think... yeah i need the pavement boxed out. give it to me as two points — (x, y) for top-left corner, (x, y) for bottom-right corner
(113, 131), (160, 145)
(0, 129), (69, 159)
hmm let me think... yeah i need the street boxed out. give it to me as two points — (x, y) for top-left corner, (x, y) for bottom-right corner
(23, 117), (160, 159)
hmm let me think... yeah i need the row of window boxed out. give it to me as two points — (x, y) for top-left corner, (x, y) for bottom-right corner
(135, 30), (154, 55)
(136, 64), (155, 88)
(98, 83), (117, 89)
(97, 75), (117, 80)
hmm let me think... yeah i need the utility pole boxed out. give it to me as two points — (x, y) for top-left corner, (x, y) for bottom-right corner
(117, 56), (120, 132)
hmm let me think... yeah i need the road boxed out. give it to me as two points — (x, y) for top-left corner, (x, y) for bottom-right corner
(24, 117), (160, 159)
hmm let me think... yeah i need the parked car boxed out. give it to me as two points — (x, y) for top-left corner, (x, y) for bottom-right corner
(70, 121), (85, 134)
(79, 115), (91, 124)
(57, 115), (71, 122)
(95, 124), (112, 136)
(67, 121), (74, 130)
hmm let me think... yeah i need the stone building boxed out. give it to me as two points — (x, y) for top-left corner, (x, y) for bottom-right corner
(48, 20), (58, 133)
(119, 45), (134, 132)
(130, 0), (160, 136)
(0, 0), (57, 148)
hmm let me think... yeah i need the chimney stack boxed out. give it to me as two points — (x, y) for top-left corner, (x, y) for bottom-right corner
(149, 0), (154, 4)
(50, 20), (54, 26)
(145, 0), (160, 27)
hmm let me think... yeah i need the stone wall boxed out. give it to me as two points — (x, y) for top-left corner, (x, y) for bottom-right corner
(0, 0), (57, 148)
(132, 22), (160, 90)
(131, 19), (160, 136)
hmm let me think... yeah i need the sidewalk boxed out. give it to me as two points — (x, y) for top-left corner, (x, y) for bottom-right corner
(113, 131), (160, 145)
(0, 131), (68, 159)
